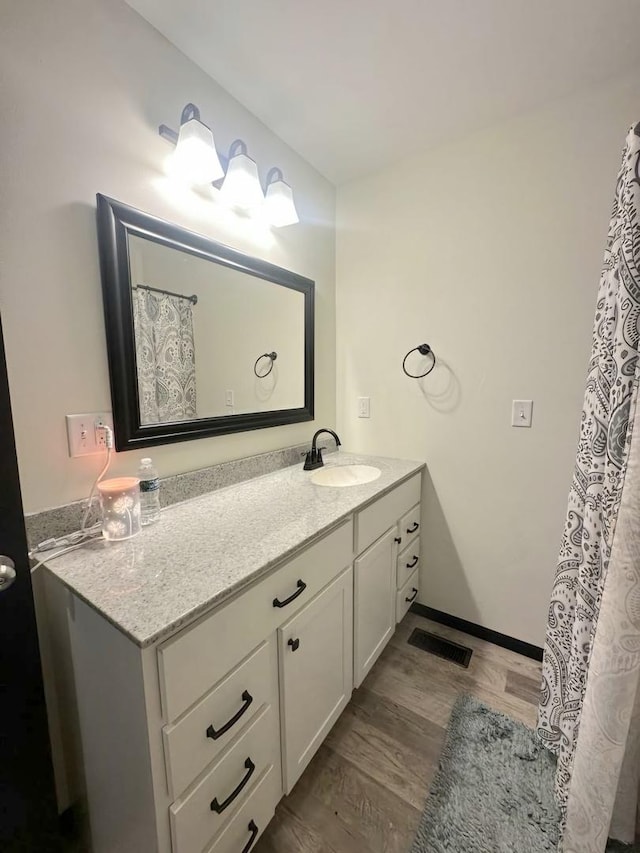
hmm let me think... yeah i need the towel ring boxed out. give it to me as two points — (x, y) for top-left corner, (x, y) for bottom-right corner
(402, 343), (436, 379)
(254, 351), (278, 378)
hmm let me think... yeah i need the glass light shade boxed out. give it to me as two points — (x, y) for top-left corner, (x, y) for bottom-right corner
(168, 118), (224, 185)
(219, 153), (265, 210)
(97, 477), (141, 541)
(264, 179), (299, 227)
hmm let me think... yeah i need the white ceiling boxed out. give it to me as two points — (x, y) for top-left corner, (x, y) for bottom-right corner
(126, 0), (640, 184)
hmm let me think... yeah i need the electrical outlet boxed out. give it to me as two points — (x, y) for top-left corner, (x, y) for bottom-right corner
(66, 412), (114, 457)
(94, 414), (113, 448)
(357, 397), (371, 418)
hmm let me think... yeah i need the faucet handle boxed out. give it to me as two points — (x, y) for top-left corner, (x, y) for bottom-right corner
(300, 445), (326, 458)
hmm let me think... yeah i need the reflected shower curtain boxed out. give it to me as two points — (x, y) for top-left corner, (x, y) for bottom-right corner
(132, 289), (197, 424)
(538, 124), (640, 852)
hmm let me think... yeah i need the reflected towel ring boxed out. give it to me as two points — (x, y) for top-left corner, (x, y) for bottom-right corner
(402, 343), (436, 379)
(254, 351), (278, 378)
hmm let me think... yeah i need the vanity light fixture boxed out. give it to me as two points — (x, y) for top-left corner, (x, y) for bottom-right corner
(263, 168), (299, 227)
(219, 139), (265, 211)
(158, 106), (300, 226)
(165, 103), (224, 186)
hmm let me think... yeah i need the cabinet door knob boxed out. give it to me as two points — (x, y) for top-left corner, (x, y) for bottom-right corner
(206, 690), (253, 740)
(407, 522), (419, 534)
(406, 555), (419, 569)
(273, 579), (307, 608)
(288, 637), (300, 652)
(241, 820), (259, 853)
(210, 757), (256, 813)
(405, 587), (419, 603)
(394, 536), (402, 545)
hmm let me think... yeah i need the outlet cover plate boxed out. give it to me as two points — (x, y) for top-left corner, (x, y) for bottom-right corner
(511, 400), (533, 428)
(358, 397), (371, 418)
(66, 412), (114, 457)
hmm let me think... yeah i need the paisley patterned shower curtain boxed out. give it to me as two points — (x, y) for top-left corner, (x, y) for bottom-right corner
(538, 124), (640, 852)
(132, 288), (197, 424)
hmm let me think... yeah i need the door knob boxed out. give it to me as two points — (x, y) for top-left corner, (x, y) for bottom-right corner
(0, 556), (16, 592)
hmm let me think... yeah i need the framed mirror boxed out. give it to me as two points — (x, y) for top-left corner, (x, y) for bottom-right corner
(96, 195), (314, 450)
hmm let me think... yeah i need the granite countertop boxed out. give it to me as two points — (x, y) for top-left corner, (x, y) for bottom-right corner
(43, 451), (424, 648)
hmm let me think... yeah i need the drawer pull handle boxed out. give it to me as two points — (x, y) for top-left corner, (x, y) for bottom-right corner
(273, 579), (306, 608)
(241, 820), (259, 853)
(405, 587), (419, 603)
(288, 637), (300, 652)
(210, 757), (256, 814)
(206, 690), (253, 741)
(406, 555), (419, 569)
(394, 536), (402, 545)
(407, 522), (420, 534)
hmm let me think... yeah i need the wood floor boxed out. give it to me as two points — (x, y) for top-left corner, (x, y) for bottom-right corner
(254, 611), (542, 853)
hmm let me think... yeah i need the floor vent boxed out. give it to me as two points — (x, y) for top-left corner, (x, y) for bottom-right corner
(407, 629), (473, 668)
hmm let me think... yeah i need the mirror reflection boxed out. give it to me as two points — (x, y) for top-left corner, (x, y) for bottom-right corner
(128, 235), (305, 425)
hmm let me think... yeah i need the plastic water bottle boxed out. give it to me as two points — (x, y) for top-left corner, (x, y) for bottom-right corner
(138, 457), (161, 525)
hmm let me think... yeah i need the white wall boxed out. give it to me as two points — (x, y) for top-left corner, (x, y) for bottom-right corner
(0, 0), (335, 514)
(336, 71), (640, 646)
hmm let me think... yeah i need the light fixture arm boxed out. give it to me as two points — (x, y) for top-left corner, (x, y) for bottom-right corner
(266, 167), (284, 186)
(180, 103), (201, 124)
(158, 123), (179, 145)
(228, 139), (248, 158)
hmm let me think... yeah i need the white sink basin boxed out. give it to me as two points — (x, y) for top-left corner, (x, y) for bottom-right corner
(310, 464), (381, 488)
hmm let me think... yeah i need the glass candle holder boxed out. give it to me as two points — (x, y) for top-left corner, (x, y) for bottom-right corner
(97, 477), (142, 541)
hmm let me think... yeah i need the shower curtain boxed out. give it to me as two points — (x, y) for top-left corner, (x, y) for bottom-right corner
(538, 124), (640, 853)
(132, 289), (197, 424)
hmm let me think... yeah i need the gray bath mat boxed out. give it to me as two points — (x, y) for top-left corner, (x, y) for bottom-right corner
(410, 694), (639, 853)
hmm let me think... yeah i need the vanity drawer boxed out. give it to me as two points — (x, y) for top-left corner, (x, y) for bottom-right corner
(396, 569), (419, 623)
(158, 519), (353, 721)
(163, 638), (278, 799)
(203, 762), (280, 853)
(398, 503), (421, 549)
(356, 474), (421, 554)
(396, 539), (421, 590)
(169, 703), (281, 853)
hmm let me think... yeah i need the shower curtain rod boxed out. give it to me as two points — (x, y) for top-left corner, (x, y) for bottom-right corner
(133, 283), (198, 305)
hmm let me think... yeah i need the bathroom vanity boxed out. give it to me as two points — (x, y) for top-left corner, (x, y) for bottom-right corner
(42, 452), (423, 853)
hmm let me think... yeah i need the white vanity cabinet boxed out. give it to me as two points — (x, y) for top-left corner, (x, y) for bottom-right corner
(395, 501), (422, 623)
(59, 466), (423, 853)
(278, 567), (353, 792)
(354, 530), (396, 686)
(66, 520), (354, 853)
(353, 472), (422, 686)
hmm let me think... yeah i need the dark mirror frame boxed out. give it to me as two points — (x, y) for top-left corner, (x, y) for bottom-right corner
(96, 194), (314, 451)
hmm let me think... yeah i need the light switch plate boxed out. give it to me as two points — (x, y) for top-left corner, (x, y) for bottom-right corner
(66, 412), (114, 457)
(357, 397), (371, 418)
(511, 400), (533, 428)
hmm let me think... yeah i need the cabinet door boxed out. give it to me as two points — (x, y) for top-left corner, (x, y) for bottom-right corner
(354, 528), (396, 687)
(278, 568), (353, 793)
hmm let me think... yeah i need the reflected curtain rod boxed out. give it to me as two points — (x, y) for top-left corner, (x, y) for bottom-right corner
(133, 283), (198, 305)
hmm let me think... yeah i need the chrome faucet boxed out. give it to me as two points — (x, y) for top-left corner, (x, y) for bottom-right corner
(303, 428), (342, 471)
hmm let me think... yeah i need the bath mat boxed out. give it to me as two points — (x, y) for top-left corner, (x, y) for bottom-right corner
(410, 694), (640, 853)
